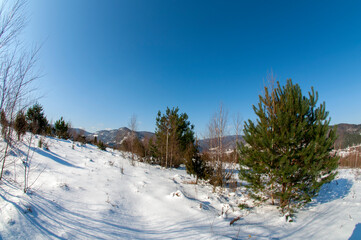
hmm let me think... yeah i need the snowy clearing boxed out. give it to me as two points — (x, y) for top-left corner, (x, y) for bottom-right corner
(0, 135), (360, 239)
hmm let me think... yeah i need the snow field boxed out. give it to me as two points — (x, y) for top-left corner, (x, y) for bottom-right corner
(0, 135), (360, 239)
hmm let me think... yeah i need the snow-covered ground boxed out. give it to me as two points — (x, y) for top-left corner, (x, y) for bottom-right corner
(0, 135), (360, 239)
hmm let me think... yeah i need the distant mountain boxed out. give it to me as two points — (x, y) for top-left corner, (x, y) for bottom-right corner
(333, 124), (361, 149)
(87, 127), (154, 147)
(198, 135), (244, 152)
(70, 126), (244, 151)
(68, 128), (92, 138)
(197, 124), (361, 152)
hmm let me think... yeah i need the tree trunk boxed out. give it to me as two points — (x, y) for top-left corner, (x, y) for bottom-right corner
(166, 128), (169, 168)
(280, 183), (286, 209)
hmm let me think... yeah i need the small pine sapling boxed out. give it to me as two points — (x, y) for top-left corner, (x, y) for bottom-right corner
(54, 117), (69, 139)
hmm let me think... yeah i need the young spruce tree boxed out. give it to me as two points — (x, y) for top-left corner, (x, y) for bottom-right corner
(26, 103), (48, 135)
(185, 142), (212, 183)
(14, 111), (27, 140)
(54, 117), (69, 139)
(239, 79), (338, 216)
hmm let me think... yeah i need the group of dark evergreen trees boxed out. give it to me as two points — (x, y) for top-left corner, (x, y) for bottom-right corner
(1, 103), (47, 140)
(4, 103), (71, 141)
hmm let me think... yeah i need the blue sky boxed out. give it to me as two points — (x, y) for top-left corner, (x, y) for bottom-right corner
(25, 0), (361, 135)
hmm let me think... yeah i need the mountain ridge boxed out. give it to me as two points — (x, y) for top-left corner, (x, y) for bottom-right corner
(69, 123), (361, 150)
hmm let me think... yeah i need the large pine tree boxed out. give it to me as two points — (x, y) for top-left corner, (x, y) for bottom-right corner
(239, 79), (338, 216)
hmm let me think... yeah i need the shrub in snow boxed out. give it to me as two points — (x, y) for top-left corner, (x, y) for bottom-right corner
(170, 190), (183, 197)
(38, 138), (43, 148)
(60, 183), (70, 191)
(239, 80), (338, 216)
(43, 141), (49, 151)
(221, 204), (231, 218)
(37, 137), (49, 150)
(97, 140), (106, 151)
(238, 203), (252, 211)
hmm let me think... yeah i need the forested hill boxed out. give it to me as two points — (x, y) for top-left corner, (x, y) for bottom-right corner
(333, 123), (361, 149)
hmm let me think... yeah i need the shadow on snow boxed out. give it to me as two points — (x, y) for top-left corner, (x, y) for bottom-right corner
(312, 178), (352, 205)
(349, 223), (361, 240)
(31, 147), (82, 169)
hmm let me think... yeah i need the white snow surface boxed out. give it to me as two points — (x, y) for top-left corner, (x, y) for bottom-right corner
(0, 135), (361, 239)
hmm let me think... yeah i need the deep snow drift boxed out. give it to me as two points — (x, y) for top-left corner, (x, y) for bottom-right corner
(0, 135), (360, 239)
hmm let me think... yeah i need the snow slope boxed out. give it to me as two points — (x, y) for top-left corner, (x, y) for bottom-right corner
(0, 135), (360, 239)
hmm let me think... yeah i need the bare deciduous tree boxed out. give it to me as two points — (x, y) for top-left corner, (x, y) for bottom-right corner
(207, 102), (228, 188)
(128, 114), (138, 164)
(0, 0), (40, 181)
(215, 103), (228, 166)
(233, 112), (242, 161)
(222, 112), (243, 190)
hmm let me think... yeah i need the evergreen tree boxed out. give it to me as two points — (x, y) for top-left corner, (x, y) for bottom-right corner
(148, 138), (158, 164)
(14, 111), (27, 140)
(0, 110), (8, 138)
(54, 117), (69, 139)
(154, 107), (196, 168)
(26, 103), (48, 135)
(133, 137), (145, 158)
(239, 79), (338, 216)
(185, 143), (212, 183)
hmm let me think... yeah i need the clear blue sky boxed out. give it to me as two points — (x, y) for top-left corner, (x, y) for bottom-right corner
(24, 0), (361, 135)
